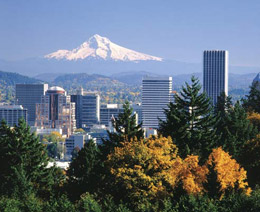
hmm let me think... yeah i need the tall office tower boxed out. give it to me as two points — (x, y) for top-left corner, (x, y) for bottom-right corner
(100, 104), (124, 127)
(0, 105), (27, 126)
(71, 89), (100, 129)
(35, 86), (76, 136)
(16, 84), (48, 126)
(142, 77), (172, 129)
(203, 50), (228, 105)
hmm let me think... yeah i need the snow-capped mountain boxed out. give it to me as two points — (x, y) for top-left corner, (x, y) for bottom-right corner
(45, 34), (163, 62)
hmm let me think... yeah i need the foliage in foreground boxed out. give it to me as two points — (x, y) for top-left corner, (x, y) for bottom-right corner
(2, 76), (260, 211)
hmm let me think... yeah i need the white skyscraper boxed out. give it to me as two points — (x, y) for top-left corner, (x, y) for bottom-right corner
(203, 50), (228, 105)
(142, 77), (172, 129)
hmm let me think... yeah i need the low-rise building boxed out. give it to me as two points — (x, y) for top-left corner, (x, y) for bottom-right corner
(65, 133), (93, 156)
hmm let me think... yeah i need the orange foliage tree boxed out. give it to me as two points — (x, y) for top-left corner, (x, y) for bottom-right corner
(205, 147), (251, 199)
(106, 137), (251, 206)
(106, 136), (208, 205)
(248, 112), (260, 131)
(179, 155), (208, 195)
(106, 137), (179, 203)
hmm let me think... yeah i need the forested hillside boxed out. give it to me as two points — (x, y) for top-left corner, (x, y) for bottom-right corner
(0, 70), (42, 103)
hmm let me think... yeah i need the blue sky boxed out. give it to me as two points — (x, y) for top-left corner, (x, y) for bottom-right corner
(0, 0), (259, 66)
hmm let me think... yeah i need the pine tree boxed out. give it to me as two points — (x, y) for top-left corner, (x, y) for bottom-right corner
(66, 140), (103, 200)
(159, 76), (218, 159)
(215, 92), (233, 118)
(243, 81), (260, 113)
(106, 100), (144, 147)
(214, 92), (233, 148)
(0, 119), (61, 199)
(218, 101), (257, 161)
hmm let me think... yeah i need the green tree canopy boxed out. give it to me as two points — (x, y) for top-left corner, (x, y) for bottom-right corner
(105, 100), (144, 147)
(215, 100), (257, 160)
(243, 81), (260, 113)
(66, 140), (103, 200)
(0, 119), (62, 199)
(159, 76), (218, 160)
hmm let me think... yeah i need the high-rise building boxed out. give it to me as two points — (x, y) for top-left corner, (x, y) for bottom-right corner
(0, 105), (27, 126)
(15, 84), (48, 126)
(142, 77), (172, 129)
(35, 86), (76, 136)
(100, 104), (124, 127)
(71, 89), (100, 129)
(203, 50), (228, 105)
(100, 103), (142, 127)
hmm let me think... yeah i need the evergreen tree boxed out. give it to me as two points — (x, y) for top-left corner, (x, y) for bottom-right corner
(215, 93), (257, 161)
(214, 92), (233, 148)
(243, 81), (260, 113)
(215, 92), (233, 117)
(0, 119), (61, 199)
(217, 101), (257, 160)
(66, 140), (103, 200)
(159, 76), (218, 159)
(106, 100), (144, 147)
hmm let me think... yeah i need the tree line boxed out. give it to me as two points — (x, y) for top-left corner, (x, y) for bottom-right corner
(1, 77), (260, 211)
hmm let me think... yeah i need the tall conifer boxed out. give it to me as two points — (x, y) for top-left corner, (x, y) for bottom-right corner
(0, 119), (60, 198)
(159, 76), (218, 159)
(216, 101), (257, 160)
(106, 101), (144, 147)
(243, 81), (260, 113)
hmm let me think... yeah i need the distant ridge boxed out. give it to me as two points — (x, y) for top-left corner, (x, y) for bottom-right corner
(0, 70), (42, 85)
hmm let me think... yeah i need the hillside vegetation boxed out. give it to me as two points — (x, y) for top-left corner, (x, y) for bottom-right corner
(0, 70), (42, 103)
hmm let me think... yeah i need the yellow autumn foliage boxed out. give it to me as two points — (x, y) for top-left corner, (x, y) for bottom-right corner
(107, 137), (180, 199)
(180, 155), (208, 195)
(106, 138), (251, 202)
(106, 136), (208, 201)
(206, 147), (251, 197)
(248, 112), (260, 130)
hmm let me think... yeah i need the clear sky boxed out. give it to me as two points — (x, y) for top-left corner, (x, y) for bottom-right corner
(0, 0), (259, 66)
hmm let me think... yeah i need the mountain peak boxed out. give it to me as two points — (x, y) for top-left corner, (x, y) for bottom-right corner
(45, 34), (162, 62)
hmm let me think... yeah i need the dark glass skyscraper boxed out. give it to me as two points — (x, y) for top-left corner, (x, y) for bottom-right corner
(71, 89), (100, 129)
(203, 50), (228, 105)
(15, 84), (48, 126)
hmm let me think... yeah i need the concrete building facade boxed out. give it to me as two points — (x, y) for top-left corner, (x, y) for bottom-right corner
(142, 77), (172, 129)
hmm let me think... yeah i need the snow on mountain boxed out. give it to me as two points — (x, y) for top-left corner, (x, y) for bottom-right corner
(45, 34), (163, 62)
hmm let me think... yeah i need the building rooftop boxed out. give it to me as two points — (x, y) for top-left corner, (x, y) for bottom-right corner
(0, 105), (25, 110)
(142, 76), (172, 80)
(48, 86), (65, 92)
